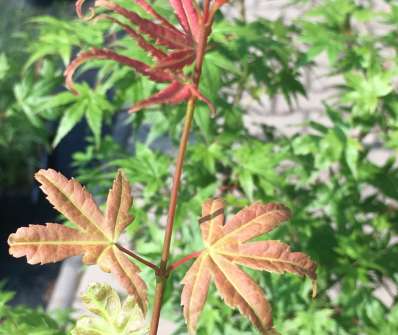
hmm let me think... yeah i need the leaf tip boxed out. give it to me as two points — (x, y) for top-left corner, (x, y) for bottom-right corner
(34, 169), (47, 186)
(7, 233), (16, 248)
(34, 168), (57, 185)
(76, 0), (96, 20)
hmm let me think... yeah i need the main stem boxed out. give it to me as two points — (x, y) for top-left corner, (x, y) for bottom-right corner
(149, 16), (210, 334)
(149, 98), (196, 334)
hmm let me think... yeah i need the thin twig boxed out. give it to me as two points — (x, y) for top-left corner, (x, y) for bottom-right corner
(116, 243), (159, 273)
(149, 98), (196, 335)
(167, 251), (203, 274)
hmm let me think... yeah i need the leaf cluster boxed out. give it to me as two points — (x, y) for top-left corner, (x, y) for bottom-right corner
(0, 282), (69, 335)
(4, 0), (398, 334)
(69, 1), (398, 333)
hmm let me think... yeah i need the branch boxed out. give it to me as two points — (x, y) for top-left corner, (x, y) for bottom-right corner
(167, 251), (202, 274)
(149, 16), (210, 333)
(116, 243), (160, 273)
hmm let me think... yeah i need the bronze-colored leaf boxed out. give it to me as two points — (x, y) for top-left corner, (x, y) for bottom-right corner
(35, 169), (107, 236)
(181, 254), (212, 334)
(209, 253), (272, 332)
(181, 199), (317, 334)
(8, 169), (147, 312)
(105, 170), (134, 240)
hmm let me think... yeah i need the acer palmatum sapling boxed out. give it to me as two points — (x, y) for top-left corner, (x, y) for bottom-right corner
(8, 1), (317, 334)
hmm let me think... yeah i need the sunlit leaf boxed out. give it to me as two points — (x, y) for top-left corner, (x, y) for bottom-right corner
(8, 169), (147, 313)
(181, 199), (317, 334)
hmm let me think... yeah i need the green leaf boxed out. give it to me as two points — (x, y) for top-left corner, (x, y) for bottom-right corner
(0, 53), (9, 81)
(194, 105), (213, 141)
(238, 169), (255, 201)
(42, 91), (77, 109)
(345, 138), (361, 178)
(282, 307), (344, 334)
(206, 52), (242, 76)
(86, 100), (103, 148)
(344, 71), (394, 114)
(53, 101), (86, 148)
(72, 283), (148, 335)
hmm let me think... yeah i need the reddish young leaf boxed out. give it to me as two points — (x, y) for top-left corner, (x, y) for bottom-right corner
(129, 81), (216, 114)
(169, 0), (201, 42)
(96, 0), (190, 49)
(208, 0), (229, 23)
(8, 169), (148, 313)
(181, 199), (317, 334)
(76, 0), (95, 19)
(65, 48), (172, 94)
(211, 0), (229, 11)
(69, 0), (228, 114)
(96, 14), (167, 61)
(129, 81), (191, 113)
(134, 0), (180, 33)
(188, 84), (216, 115)
(154, 49), (196, 71)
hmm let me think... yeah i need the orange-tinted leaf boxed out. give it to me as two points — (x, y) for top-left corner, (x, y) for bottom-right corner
(181, 199), (317, 334)
(34, 169), (108, 237)
(98, 246), (148, 313)
(105, 169), (134, 240)
(210, 253), (272, 332)
(218, 203), (291, 246)
(199, 198), (224, 246)
(181, 254), (212, 334)
(224, 241), (317, 280)
(8, 223), (102, 265)
(8, 169), (147, 312)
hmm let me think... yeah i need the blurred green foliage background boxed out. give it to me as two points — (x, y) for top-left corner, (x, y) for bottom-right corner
(1, 0), (398, 334)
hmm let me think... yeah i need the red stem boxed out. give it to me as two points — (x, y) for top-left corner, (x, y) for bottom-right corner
(116, 243), (160, 273)
(167, 251), (202, 273)
(203, 0), (211, 21)
(149, 14), (211, 335)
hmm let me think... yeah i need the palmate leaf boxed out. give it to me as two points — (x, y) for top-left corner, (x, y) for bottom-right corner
(181, 199), (317, 334)
(72, 283), (148, 335)
(68, 0), (230, 113)
(8, 169), (147, 313)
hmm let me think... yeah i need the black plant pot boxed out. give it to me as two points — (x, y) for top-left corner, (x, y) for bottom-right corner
(0, 191), (60, 307)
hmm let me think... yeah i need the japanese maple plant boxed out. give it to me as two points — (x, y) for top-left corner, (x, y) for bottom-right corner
(8, 1), (317, 334)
